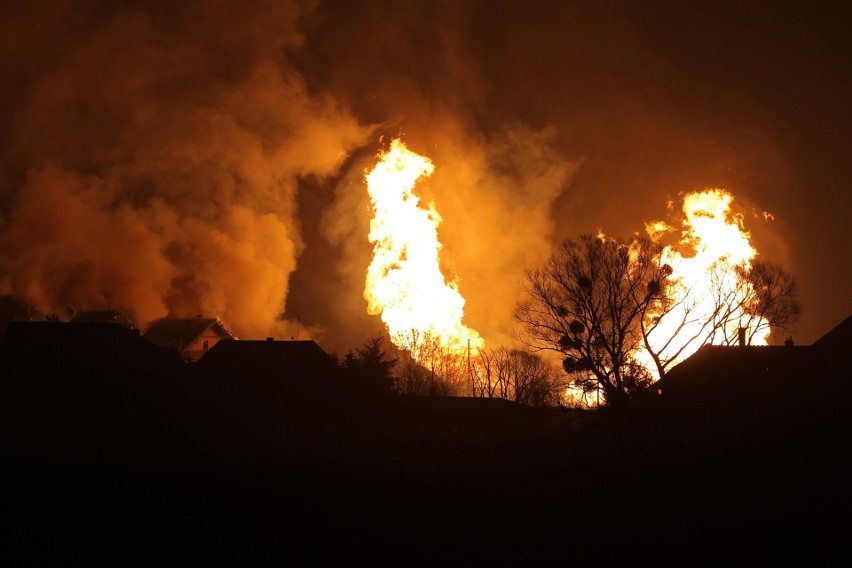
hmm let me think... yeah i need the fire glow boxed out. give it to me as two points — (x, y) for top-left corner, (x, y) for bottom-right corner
(640, 188), (770, 378)
(364, 138), (483, 359)
(362, 137), (769, 381)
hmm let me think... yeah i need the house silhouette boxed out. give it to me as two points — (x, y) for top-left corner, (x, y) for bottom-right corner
(0, 320), (192, 470)
(185, 338), (348, 423)
(70, 310), (138, 330)
(194, 337), (340, 381)
(654, 313), (851, 411)
(143, 316), (236, 362)
(629, 314), (852, 531)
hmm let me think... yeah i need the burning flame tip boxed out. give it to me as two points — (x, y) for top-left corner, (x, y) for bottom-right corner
(639, 187), (771, 378)
(364, 138), (483, 360)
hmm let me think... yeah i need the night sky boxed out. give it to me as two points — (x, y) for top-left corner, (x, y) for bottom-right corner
(1, 0), (849, 354)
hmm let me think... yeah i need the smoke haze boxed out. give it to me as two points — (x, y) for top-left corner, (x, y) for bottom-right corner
(2, 0), (849, 353)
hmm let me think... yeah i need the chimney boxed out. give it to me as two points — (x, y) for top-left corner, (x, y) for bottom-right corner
(737, 327), (747, 347)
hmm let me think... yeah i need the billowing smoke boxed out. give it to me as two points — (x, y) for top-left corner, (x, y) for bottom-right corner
(0, 0), (578, 351)
(2, 1), (840, 351)
(288, 0), (800, 351)
(0, 1), (370, 340)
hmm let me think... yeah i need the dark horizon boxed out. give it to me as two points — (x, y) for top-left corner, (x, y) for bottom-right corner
(1, 315), (848, 561)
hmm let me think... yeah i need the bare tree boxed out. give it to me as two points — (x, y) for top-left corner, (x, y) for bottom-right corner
(515, 234), (802, 407)
(642, 257), (801, 379)
(736, 260), (802, 343)
(389, 329), (470, 396)
(472, 347), (567, 406)
(390, 328), (434, 396)
(638, 258), (739, 380)
(471, 347), (501, 399)
(514, 234), (666, 406)
(509, 348), (568, 406)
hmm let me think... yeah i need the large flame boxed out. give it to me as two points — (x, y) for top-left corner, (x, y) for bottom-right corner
(364, 138), (483, 360)
(641, 188), (769, 378)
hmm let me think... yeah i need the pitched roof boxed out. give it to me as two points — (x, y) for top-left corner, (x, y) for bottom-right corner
(811, 313), (852, 352)
(663, 343), (808, 376)
(0, 295), (45, 342)
(655, 314), (852, 405)
(71, 310), (137, 330)
(0, 320), (185, 377)
(0, 294), (44, 321)
(656, 343), (810, 398)
(0, 320), (196, 471)
(185, 339), (348, 427)
(193, 338), (338, 380)
(143, 317), (236, 349)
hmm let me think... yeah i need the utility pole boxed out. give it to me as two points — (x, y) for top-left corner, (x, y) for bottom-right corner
(468, 338), (473, 397)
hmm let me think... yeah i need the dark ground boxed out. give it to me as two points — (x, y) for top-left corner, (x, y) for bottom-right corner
(0, 321), (848, 563)
(2, 381), (847, 564)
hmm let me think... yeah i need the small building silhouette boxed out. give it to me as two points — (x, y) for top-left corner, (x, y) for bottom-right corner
(0, 320), (191, 469)
(655, 313), (851, 405)
(193, 338), (339, 379)
(70, 310), (137, 330)
(143, 316), (237, 362)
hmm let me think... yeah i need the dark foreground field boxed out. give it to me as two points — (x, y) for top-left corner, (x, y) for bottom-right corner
(1, 319), (849, 562)
(2, 374), (848, 564)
